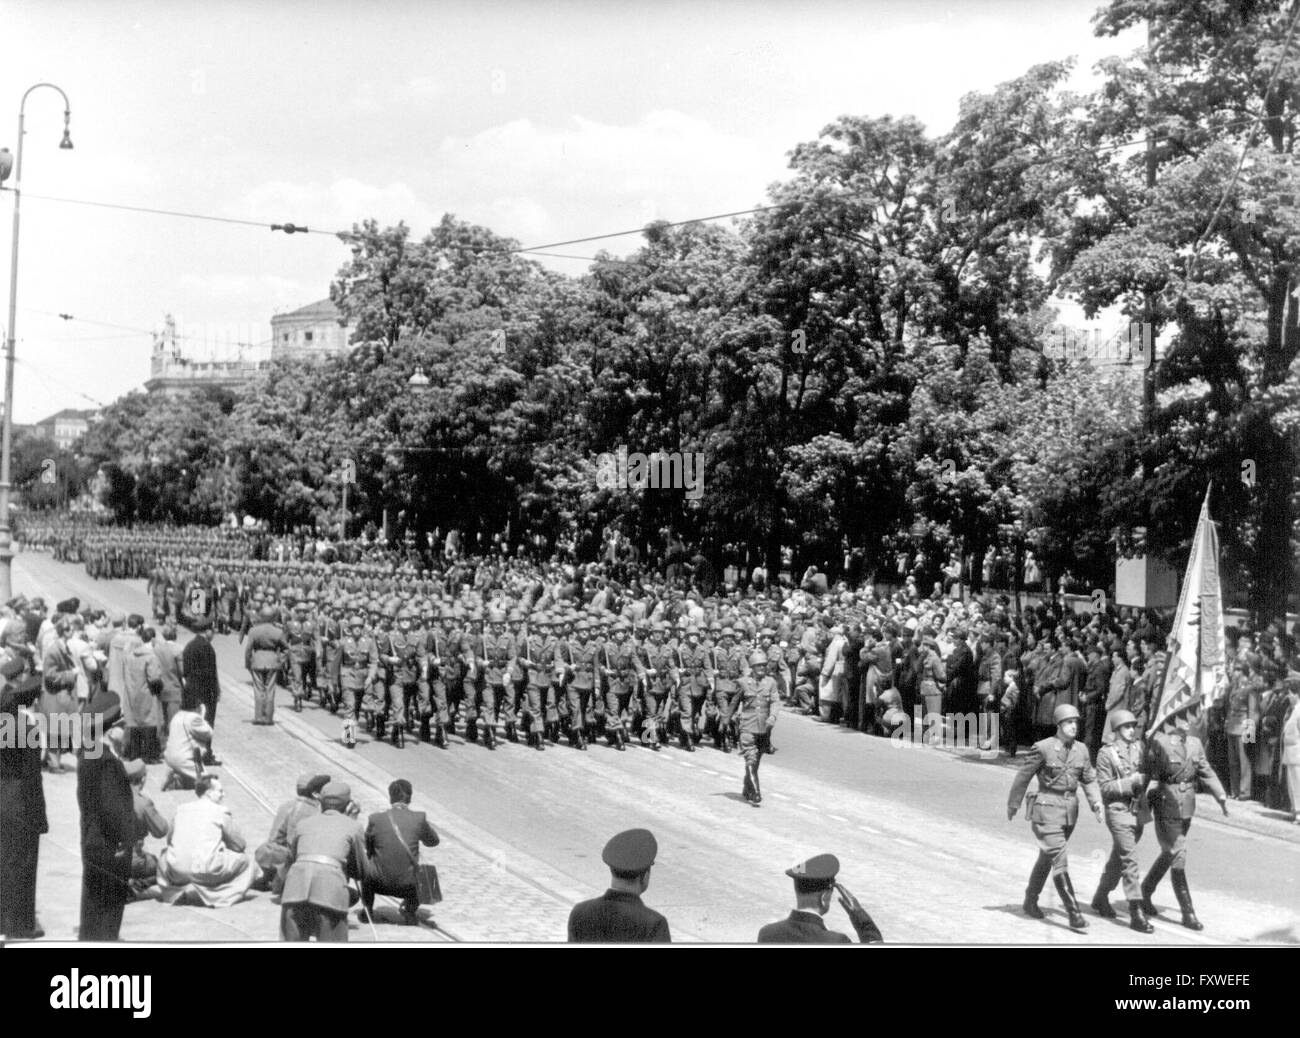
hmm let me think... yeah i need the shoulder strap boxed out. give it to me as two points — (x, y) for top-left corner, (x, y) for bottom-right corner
(387, 812), (420, 865)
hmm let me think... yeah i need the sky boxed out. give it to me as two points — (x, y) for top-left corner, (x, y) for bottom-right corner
(0, 0), (1143, 422)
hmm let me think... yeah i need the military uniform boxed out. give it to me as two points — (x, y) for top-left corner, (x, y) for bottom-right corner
(675, 636), (710, 748)
(567, 829), (671, 943)
(1007, 713), (1101, 929)
(635, 632), (677, 748)
(559, 626), (600, 749)
(334, 621), (379, 747)
(733, 657), (781, 805)
(709, 635), (750, 751)
(599, 631), (638, 750)
(280, 784), (373, 942)
(381, 618), (429, 747)
(519, 628), (554, 749)
(1140, 727), (1227, 930)
(757, 854), (883, 944)
(1091, 716), (1153, 931)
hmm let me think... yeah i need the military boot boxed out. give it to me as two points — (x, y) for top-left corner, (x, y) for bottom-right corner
(1023, 855), (1050, 919)
(1140, 858), (1169, 917)
(1090, 885), (1118, 919)
(1128, 900), (1154, 934)
(1054, 874), (1088, 931)
(1171, 870), (1203, 931)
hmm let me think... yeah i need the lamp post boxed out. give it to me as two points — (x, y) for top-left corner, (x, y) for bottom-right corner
(0, 83), (74, 601)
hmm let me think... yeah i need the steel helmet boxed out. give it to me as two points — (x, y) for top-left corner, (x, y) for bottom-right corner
(1053, 704), (1081, 725)
(1110, 709), (1137, 729)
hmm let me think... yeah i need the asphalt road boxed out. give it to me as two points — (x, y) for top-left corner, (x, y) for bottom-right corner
(18, 551), (1298, 944)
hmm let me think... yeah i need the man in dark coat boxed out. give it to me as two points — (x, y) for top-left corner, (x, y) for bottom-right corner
(245, 606), (288, 725)
(77, 691), (135, 941)
(567, 829), (671, 942)
(757, 853), (883, 943)
(1, 667), (48, 938)
(362, 778), (439, 923)
(182, 619), (222, 764)
(946, 626), (979, 716)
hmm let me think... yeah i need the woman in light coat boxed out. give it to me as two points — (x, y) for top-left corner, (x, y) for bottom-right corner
(1279, 687), (1300, 823)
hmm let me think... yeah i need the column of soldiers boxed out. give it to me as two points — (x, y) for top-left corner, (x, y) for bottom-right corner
(1007, 702), (1228, 935)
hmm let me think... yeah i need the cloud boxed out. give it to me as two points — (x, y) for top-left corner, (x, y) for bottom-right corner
(435, 110), (791, 252)
(236, 178), (441, 233)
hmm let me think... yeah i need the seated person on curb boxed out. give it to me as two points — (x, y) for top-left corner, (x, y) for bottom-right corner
(361, 778), (440, 924)
(254, 772), (330, 894)
(125, 758), (168, 897)
(162, 688), (213, 791)
(157, 774), (259, 907)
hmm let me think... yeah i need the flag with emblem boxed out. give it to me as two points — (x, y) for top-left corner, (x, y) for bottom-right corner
(1147, 488), (1226, 735)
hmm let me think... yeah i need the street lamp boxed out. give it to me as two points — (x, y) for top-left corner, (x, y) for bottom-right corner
(0, 83), (74, 602)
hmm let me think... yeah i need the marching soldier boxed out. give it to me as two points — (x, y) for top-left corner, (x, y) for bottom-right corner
(481, 611), (517, 742)
(366, 606), (394, 737)
(636, 621), (677, 749)
(599, 620), (637, 751)
(423, 612), (454, 748)
(1090, 709), (1154, 932)
(462, 613), (497, 749)
(518, 614), (553, 750)
(674, 625), (708, 750)
(733, 650), (781, 805)
(285, 604), (315, 712)
(381, 610), (429, 748)
(709, 627), (749, 752)
(1006, 703), (1103, 931)
(334, 614), (379, 748)
(560, 619), (598, 750)
(1140, 710), (1228, 930)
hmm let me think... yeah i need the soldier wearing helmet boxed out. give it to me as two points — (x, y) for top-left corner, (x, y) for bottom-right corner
(671, 625), (708, 751)
(707, 626), (749, 753)
(1006, 702), (1103, 931)
(559, 619), (599, 750)
(633, 621), (676, 750)
(379, 610), (429, 749)
(1089, 710), (1154, 933)
(334, 613), (378, 748)
(599, 620), (637, 751)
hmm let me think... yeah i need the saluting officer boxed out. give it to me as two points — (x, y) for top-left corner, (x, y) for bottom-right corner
(757, 854), (883, 943)
(1090, 709), (1153, 932)
(1140, 709), (1228, 930)
(1007, 703), (1103, 931)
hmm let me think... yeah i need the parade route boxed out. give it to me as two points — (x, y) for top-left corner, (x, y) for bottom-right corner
(17, 551), (1300, 944)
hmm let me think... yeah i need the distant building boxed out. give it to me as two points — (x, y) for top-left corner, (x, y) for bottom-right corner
(270, 298), (352, 361)
(145, 314), (269, 396)
(31, 408), (99, 450)
(145, 301), (353, 396)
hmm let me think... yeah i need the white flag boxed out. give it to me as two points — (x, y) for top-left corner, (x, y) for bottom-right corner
(1148, 488), (1226, 734)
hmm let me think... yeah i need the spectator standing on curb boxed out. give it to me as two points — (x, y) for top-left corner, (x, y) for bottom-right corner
(1, 666), (48, 939)
(181, 618), (221, 766)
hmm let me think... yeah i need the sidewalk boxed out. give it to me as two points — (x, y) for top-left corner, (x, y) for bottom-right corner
(24, 751), (448, 943)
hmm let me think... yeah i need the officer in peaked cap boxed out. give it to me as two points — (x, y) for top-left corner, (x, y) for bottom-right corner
(757, 854), (883, 943)
(567, 829), (671, 943)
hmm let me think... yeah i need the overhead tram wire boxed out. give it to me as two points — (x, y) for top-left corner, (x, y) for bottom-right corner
(10, 114), (1289, 267)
